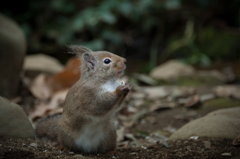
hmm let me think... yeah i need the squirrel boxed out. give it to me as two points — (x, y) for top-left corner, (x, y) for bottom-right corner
(35, 45), (132, 154)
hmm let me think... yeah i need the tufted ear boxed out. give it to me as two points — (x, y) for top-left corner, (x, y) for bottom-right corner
(82, 52), (96, 70)
(67, 45), (93, 57)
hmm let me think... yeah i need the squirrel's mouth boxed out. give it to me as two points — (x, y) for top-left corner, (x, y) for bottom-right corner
(118, 71), (123, 75)
(117, 65), (126, 77)
(117, 71), (123, 77)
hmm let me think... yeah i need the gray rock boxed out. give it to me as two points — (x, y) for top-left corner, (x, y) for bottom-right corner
(0, 96), (34, 138)
(0, 14), (26, 98)
(23, 54), (64, 73)
(150, 60), (195, 80)
(169, 107), (240, 140)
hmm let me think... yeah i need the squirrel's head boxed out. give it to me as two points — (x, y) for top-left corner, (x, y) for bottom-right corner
(68, 45), (126, 80)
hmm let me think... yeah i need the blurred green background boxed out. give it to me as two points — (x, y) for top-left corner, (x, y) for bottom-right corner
(1, 0), (239, 72)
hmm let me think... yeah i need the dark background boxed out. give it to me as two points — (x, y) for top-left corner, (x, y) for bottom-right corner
(1, 0), (239, 73)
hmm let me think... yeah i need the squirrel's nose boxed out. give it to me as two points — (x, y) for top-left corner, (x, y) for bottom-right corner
(123, 58), (127, 64)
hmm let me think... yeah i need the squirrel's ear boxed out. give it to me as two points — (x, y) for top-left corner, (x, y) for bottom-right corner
(67, 45), (93, 56)
(82, 52), (96, 70)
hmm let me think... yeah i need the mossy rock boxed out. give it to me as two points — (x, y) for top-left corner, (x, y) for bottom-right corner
(171, 76), (224, 87)
(199, 98), (240, 115)
(169, 107), (240, 140)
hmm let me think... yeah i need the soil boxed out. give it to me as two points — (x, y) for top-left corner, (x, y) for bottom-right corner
(1, 61), (240, 159)
(1, 106), (239, 159)
(0, 136), (239, 159)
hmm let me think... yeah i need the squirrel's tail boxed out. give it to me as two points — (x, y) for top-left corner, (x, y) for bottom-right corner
(35, 114), (61, 143)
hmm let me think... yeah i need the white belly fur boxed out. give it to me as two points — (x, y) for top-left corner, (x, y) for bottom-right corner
(101, 79), (120, 92)
(75, 80), (120, 152)
(74, 118), (107, 153)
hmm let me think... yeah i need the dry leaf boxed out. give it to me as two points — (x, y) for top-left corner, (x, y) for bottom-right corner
(185, 95), (200, 108)
(116, 126), (125, 142)
(133, 73), (158, 85)
(203, 141), (211, 149)
(232, 134), (240, 146)
(149, 102), (176, 112)
(30, 74), (52, 100)
(29, 89), (68, 122)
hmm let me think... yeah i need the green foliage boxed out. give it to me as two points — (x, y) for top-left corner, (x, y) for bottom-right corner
(196, 27), (239, 60)
(1, 0), (239, 69)
(164, 24), (239, 67)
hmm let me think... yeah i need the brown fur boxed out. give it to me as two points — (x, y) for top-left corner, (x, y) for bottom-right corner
(35, 45), (132, 153)
(35, 114), (61, 143)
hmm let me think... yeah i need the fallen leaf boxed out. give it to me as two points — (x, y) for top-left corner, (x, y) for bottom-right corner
(232, 134), (240, 146)
(125, 134), (138, 143)
(133, 73), (158, 85)
(29, 89), (68, 123)
(149, 102), (176, 112)
(145, 131), (168, 144)
(117, 141), (129, 148)
(203, 141), (211, 149)
(116, 126), (125, 142)
(30, 74), (52, 100)
(185, 95), (200, 108)
(141, 86), (169, 99)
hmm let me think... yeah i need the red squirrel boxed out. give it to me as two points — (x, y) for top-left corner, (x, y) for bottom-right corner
(35, 45), (132, 153)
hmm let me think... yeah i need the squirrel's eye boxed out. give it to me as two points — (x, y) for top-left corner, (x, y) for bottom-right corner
(104, 58), (111, 64)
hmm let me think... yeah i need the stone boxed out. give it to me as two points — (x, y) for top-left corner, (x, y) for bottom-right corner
(23, 54), (64, 73)
(169, 107), (240, 140)
(73, 154), (84, 158)
(30, 143), (37, 148)
(150, 60), (195, 80)
(213, 85), (240, 99)
(0, 14), (26, 98)
(0, 96), (34, 138)
(221, 153), (232, 156)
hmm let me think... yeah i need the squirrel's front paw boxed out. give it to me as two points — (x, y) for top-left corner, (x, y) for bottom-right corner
(116, 83), (132, 95)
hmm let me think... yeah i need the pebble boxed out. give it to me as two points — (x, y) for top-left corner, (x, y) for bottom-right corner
(30, 143), (37, 148)
(189, 136), (198, 139)
(129, 152), (137, 155)
(141, 146), (147, 149)
(221, 153), (232, 156)
(69, 152), (74, 155)
(73, 154), (84, 158)
(200, 94), (215, 102)
(162, 141), (169, 148)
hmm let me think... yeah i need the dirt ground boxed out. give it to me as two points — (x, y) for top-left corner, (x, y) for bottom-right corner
(1, 60), (240, 159)
(0, 136), (239, 159)
(1, 107), (239, 159)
